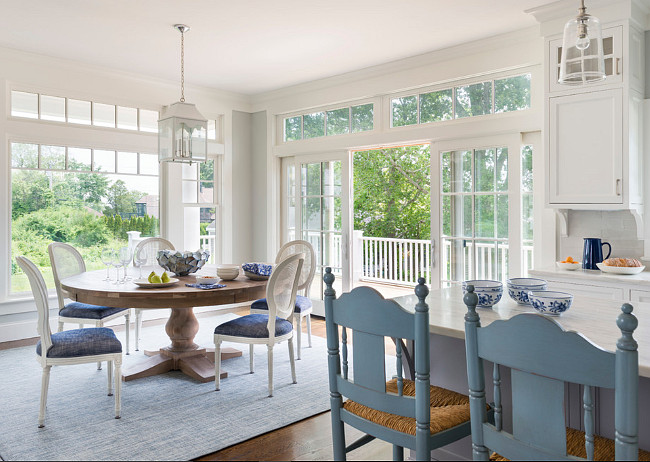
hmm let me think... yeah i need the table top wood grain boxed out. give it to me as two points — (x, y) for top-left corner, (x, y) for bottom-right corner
(393, 287), (650, 378)
(60, 270), (267, 309)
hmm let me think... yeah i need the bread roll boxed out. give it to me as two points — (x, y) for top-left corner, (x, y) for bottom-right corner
(602, 257), (642, 267)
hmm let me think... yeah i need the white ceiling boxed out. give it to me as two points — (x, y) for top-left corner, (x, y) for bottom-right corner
(0, 0), (559, 95)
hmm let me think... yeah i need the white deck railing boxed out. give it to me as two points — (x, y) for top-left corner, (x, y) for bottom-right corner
(360, 236), (432, 286)
(200, 235), (217, 264)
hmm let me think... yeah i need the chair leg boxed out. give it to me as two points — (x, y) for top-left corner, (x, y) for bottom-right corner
(124, 312), (130, 355)
(214, 341), (222, 391)
(267, 344), (274, 397)
(38, 365), (51, 428)
(135, 309), (143, 351)
(331, 403), (346, 460)
(249, 344), (254, 373)
(96, 321), (102, 370)
(392, 445), (404, 461)
(114, 356), (122, 419)
(288, 337), (297, 384)
(57, 321), (64, 333)
(107, 360), (113, 396)
(306, 313), (312, 348)
(296, 314), (302, 360)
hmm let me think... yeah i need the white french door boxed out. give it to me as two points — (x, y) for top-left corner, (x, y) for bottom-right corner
(282, 153), (351, 315)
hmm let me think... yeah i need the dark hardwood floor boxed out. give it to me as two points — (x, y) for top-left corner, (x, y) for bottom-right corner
(194, 307), (394, 461)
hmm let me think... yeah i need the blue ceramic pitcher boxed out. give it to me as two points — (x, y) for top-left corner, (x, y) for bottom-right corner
(582, 238), (611, 270)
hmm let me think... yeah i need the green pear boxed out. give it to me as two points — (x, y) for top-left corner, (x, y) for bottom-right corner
(147, 271), (156, 283)
(161, 271), (170, 283)
(151, 275), (162, 284)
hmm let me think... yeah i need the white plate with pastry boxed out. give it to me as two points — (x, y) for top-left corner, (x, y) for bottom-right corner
(596, 258), (645, 275)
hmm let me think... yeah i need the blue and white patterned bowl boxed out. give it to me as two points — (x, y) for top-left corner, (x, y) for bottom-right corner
(527, 290), (573, 316)
(241, 262), (273, 280)
(462, 280), (503, 308)
(506, 278), (547, 305)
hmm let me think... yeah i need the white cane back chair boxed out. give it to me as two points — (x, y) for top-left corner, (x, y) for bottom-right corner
(48, 242), (130, 366)
(214, 253), (304, 397)
(16, 256), (122, 428)
(132, 237), (175, 351)
(250, 240), (316, 359)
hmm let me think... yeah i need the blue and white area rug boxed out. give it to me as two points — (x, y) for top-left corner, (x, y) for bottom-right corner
(0, 313), (331, 461)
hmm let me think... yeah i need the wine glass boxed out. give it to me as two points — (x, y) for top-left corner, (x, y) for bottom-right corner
(118, 247), (131, 283)
(100, 248), (115, 281)
(111, 252), (123, 284)
(134, 247), (149, 279)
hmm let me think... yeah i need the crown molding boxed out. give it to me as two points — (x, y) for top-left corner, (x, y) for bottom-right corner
(525, 0), (620, 23)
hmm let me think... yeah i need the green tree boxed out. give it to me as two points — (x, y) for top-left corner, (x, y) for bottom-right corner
(353, 145), (431, 240)
(11, 170), (55, 219)
(104, 180), (144, 217)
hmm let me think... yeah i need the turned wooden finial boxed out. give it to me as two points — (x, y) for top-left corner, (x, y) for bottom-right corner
(616, 303), (638, 351)
(324, 267), (336, 298)
(414, 277), (429, 312)
(464, 284), (479, 323)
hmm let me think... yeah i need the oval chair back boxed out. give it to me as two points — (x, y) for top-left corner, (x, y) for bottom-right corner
(16, 256), (53, 355)
(266, 252), (305, 336)
(134, 237), (175, 267)
(275, 240), (315, 296)
(48, 242), (86, 312)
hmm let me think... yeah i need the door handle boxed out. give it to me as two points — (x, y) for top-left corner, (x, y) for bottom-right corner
(616, 58), (621, 75)
(616, 179), (621, 196)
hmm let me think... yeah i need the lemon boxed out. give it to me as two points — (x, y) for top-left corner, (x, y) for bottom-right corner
(147, 271), (156, 283)
(161, 271), (170, 283)
(151, 275), (162, 284)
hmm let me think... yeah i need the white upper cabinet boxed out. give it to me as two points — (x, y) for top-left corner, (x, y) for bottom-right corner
(548, 88), (623, 205)
(548, 26), (623, 94)
(544, 20), (644, 212)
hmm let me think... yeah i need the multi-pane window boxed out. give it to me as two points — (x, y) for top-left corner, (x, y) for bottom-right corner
(283, 103), (374, 142)
(183, 158), (219, 263)
(10, 142), (160, 293)
(11, 90), (222, 140)
(390, 74), (531, 127)
(440, 147), (509, 287)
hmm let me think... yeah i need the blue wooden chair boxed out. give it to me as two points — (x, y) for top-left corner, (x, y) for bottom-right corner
(16, 256), (123, 428)
(324, 269), (474, 461)
(463, 284), (647, 461)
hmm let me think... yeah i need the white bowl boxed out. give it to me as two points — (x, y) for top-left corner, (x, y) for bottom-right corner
(462, 280), (503, 308)
(528, 290), (573, 316)
(596, 263), (645, 275)
(196, 275), (220, 285)
(556, 261), (581, 270)
(506, 278), (547, 305)
(216, 265), (240, 280)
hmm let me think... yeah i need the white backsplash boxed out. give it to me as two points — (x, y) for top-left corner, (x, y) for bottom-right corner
(559, 210), (644, 261)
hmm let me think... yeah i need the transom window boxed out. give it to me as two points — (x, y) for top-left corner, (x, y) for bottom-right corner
(391, 74), (531, 128)
(283, 103), (374, 142)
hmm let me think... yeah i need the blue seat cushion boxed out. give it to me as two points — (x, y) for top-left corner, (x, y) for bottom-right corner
(59, 302), (127, 320)
(36, 328), (122, 358)
(214, 314), (293, 338)
(251, 295), (313, 314)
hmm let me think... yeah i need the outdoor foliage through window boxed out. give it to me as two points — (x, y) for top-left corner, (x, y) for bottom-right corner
(390, 73), (531, 127)
(11, 142), (160, 293)
(283, 103), (373, 142)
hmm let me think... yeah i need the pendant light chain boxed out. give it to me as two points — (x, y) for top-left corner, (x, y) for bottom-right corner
(180, 29), (185, 103)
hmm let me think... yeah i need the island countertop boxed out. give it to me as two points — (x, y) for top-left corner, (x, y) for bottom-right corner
(529, 266), (650, 287)
(392, 286), (650, 378)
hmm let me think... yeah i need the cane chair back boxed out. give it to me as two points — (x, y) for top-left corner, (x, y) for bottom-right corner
(275, 240), (315, 296)
(134, 237), (175, 267)
(48, 242), (86, 312)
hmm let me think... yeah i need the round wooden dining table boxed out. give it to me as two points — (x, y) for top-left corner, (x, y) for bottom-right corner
(59, 269), (267, 383)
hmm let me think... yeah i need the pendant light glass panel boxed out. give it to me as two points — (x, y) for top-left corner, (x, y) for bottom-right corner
(158, 102), (207, 163)
(558, 13), (606, 84)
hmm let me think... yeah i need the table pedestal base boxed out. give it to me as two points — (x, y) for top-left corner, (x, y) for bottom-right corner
(123, 347), (243, 383)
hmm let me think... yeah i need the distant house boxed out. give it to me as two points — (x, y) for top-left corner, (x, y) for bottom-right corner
(135, 195), (159, 219)
(83, 206), (103, 218)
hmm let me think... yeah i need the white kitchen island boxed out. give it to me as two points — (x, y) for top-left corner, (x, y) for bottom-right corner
(392, 287), (650, 460)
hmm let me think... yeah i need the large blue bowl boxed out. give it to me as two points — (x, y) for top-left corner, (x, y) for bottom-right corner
(528, 290), (573, 316)
(507, 278), (547, 305)
(462, 280), (503, 308)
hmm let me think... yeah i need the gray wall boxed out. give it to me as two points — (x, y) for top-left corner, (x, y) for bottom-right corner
(251, 111), (268, 261)
(230, 110), (268, 264)
(231, 110), (253, 263)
